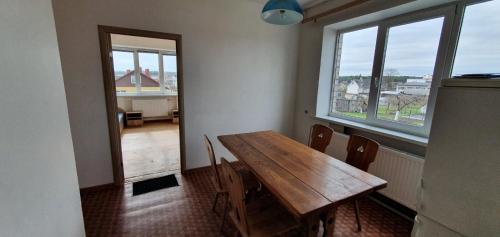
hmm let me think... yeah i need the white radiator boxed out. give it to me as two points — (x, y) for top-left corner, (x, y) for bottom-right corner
(132, 98), (169, 118)
(327, 132), (424, 210)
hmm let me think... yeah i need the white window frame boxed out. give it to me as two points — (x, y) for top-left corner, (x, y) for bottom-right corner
(112, 47), (177, 96)
(328, 5), (457, 138)
(443, 0), (494, 77)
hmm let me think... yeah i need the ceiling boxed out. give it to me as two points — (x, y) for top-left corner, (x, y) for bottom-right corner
(297, 0), (329, 9)
(252, 0), (330, 9)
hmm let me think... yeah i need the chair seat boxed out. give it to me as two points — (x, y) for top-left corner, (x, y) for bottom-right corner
(230, 196), (300, 237)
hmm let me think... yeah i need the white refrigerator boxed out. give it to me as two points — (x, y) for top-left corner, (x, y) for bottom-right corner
(412, 79), (500, 237)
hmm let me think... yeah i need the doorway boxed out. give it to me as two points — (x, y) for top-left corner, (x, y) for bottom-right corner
(98, 26), (186, 185)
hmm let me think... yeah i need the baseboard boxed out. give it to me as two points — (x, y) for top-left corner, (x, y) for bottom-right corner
(79, 183), (117, 195)
(143, 117), (171, 122)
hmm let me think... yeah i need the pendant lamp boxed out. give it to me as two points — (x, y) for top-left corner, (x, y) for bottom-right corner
(261, 0), (304, 25)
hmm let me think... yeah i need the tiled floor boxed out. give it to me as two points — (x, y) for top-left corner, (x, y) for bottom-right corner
(121, 122), (180, 182)
(81, 168), (413, 237)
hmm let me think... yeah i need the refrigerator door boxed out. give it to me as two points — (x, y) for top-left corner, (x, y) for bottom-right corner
(418, 86), (500, 237)
(412, 215), (465, 237)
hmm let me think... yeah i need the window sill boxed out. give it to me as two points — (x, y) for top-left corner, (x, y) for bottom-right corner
(315, 115), (428, 146)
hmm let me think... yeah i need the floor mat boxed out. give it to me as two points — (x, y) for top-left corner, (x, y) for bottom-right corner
(132, 174), (179, 196)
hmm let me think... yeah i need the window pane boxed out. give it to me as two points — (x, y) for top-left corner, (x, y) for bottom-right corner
(452, 0), (500, 76)
(113, 51), (137, 94)
(376, 17), (444, 127)
(163, 55), (178, 94)
(138, 52), (161, 92)
(331, 26), (378, 119)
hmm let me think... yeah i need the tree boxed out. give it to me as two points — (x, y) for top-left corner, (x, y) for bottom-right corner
(383, 68), (400, 91)
(359, 96), (368, 113)
(388, 92), (426, 121)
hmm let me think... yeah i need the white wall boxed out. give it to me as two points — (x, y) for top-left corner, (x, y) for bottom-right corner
(52, 0), (299, 188)
(0, 0), (85, 236)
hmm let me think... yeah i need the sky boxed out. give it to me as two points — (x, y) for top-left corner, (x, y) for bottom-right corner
(112, 51), (177, 73)
(338, 0), (500, 77)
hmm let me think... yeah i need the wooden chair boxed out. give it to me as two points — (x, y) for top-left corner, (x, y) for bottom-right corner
(345, 135), (380, 232)
(220, 158), (300, 237)
(204, 135), (226, 212)
(203, 135), (260, 223)
(320, 134), (379, 235)
(308, 124), (334, 153)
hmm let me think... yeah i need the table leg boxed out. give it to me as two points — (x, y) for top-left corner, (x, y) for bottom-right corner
(323, 207), (337, 237)
(305, 215), (321, 237)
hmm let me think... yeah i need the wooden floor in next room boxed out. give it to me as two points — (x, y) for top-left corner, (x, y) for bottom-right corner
(121, 121), (180, 182)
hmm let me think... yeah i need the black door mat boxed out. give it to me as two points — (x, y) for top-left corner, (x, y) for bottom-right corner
(132, 174), (179, 196)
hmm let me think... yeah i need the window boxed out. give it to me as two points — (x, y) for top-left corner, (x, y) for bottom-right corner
(112, 49), (177, 96)
(113, 51), (136, 93)
(452, 0), (500, 76)
(322, 1), (500, 138)
(331, 26), (378, 119)
(324, 5), (457, 137)
(163, 55), (178, 94)
(376, 17), (444, 127)
(138, 52), (161, 92)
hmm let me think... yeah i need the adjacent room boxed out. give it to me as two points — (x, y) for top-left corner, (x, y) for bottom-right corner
(110, 34), (182, 182)
(2, 0), (499, 237)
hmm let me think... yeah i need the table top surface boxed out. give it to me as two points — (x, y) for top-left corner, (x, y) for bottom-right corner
(218, 131), (387, 218)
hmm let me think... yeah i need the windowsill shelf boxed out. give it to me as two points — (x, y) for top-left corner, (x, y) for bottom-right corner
(315, 115), (428, 146)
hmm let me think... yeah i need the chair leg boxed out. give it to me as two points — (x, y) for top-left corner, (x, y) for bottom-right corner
(354, 200), (361, 232)
(220, 194), (229, 233)
(320, 214), (327, 237)
(212, 192), (220, 212)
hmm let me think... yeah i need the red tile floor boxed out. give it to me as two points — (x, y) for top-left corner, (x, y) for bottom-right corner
(81, 168), (413, 237)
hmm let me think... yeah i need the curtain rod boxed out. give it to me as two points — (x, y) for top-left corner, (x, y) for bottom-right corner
(302, 0), (371, 23)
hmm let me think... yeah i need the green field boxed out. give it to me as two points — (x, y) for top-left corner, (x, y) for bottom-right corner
(337, 104), (425, 126)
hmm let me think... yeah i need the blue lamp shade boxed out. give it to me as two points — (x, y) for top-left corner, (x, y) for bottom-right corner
(261, 0), (304, 25)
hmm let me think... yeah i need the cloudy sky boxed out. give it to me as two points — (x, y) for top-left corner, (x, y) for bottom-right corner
(338, 0), (500, 77)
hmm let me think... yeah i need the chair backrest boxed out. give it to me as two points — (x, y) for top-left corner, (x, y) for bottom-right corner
(221, 158), (249, 235)
(308, 124), (334, 153)
(203, 135), (223, 190)
(345, 135), (379, 172)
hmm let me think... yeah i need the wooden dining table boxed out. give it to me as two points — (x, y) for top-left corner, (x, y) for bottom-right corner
(218, 130), (387, 237)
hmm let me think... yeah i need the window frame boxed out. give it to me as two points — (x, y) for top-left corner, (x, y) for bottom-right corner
(444, 0), (496, 77)
(328, 4), (457, 137)
(162, 54), (179, 94)
(112, 46), (177, 96)
(328, 24), (379, 123)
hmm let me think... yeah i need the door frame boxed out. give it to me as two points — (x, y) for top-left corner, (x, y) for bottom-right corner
(98, 25), (186, 185)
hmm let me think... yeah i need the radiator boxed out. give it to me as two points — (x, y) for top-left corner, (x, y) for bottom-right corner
(132, 98), (169, 118)
(327, 132), (424, 210)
